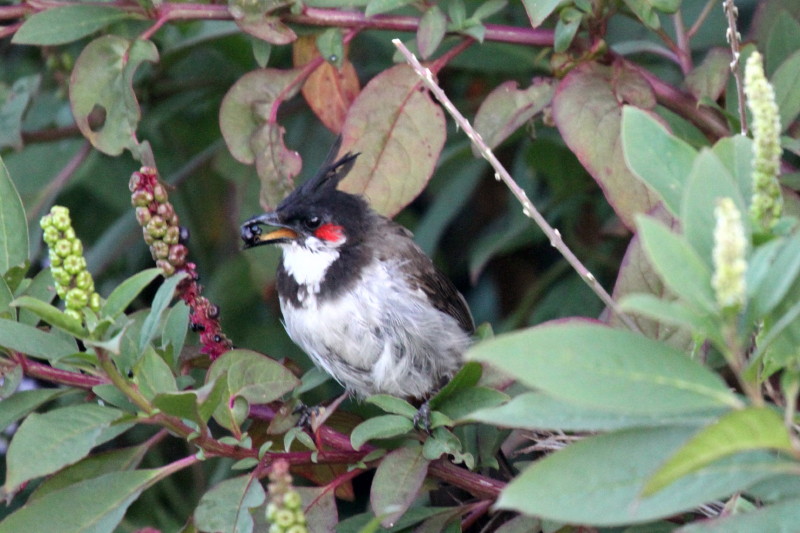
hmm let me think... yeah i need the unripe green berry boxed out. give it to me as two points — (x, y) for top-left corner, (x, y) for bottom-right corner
(156, 259), (175, 276)
(43, 226), (60, 246)
(283, 491), (301, 510)
(51, 208), (71, 232)
(164, 226), (180, 245)
(63, 255), (86, 275)
(40, 214), (53, 229)
(151, 240), (170, 260)
(49, 250), (62, 267)
(75, 270), (93, 291)
(132, 190), (154, 208)
(56, 285), (67, 299)
(66, 287), (89, 310)
(135, 207), (152, 226)
(153, 183), (168, 203)
(294, 511), (306, 525)
(142, 228), (155, 245)
(89, 292), (101, 312)
(268, 524), (283, 533)
(64, 308), (81, 321)
(64, 227), (76, 240)
(274, 509), (295, 527)
(146, 216), (167, 239)
(286, 525), (307, 533)
(71, 239), (83, 256)
(55, 239), (73, 258)
(266, 503), (279, 521)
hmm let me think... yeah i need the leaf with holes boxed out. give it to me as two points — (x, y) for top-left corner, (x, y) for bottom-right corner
(339, 65), (446, 217)
(70, 36), (158, 156)
(219, 67), (303, 165)
(251, 122), (302, 210)
(293, 35), (359, 134)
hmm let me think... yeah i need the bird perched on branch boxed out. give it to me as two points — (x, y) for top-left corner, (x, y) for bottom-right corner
(241, 140), (474, 399)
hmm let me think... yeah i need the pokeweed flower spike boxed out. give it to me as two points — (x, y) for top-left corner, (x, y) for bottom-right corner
(129, 167), (232, 359)
(40, 206), (102, 321)
(712, 198), (747, 314)
(744, 51), (783, 231)
(266, 459), (307, 533)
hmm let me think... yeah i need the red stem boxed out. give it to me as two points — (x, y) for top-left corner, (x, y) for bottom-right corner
(11, 352), (108, 389)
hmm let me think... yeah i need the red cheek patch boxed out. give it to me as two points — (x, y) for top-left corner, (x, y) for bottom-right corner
(315, 223), (345, 243)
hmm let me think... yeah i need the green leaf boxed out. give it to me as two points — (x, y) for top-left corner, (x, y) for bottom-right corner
(473, 79), (555, 154)
(366, 394), (418, 419)
(681, 148), (748, 270)
(621, 105), (697, 216)
(11, 296), (87, 338)
(4, 404), (126, 494)
(467, 392), (726, 432)
(0, 318), (78, 360)
(0, 275), (13, 320)
(552, 63), (658, 229)
(31, 444), (148, 500)
(554, 11), (581, 53)
(339, 65), (446, 217)
(102, 268), (161, 320)
(70, 36), (159, 157)
(711, 134), (753, 202)
(133, 346), (177, 400)
(350, 415), (414, 451)
(520, 0), (560, 27)
(370, 445), (430, 528)
(0, 470), (162, 533)
(316, 27), (344, 68)
(750, 234), (800, 316)
(194, 474), (266, 533)
(436, 386), (508, 421)
(0, 156), (28, 274)
(138, 272), (186, 356)
(12, 6), (138, 46)
(467, 321), (740, 415)
(644, 407), (794, 495)
(636, 216), (716, 313)
(622, 0), (660, 29)
(0, 75), (40, 150)
(619, 293), (724, 348)
(364, 0), (413, 16)
(161, 300), (189, 368)
(152, 390), (201, 422)
(685, 48), (732, 103)
(417, 5), (447, 59)
(678, 497), (800, 532)
(16, 268), (56, 326)
(429, 361), (482, 409)
(772, 49), (800, 131)
(0, 388), (67, 432)
(497, 426), (792, 526)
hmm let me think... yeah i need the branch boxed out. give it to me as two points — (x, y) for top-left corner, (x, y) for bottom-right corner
(393, 39), (642, 333)
(11, 351), (108, 389)
(723, 0), (747, 134)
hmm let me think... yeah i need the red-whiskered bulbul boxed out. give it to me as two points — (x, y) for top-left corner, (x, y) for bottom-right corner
(241, 140), (474, 399)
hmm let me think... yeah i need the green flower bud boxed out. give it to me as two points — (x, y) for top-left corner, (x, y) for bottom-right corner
(51, 207), (71, 232)
(283, 491), (301, 510)
(266, 503), (279, 522)
(75, 270), (94, 291)
(268, 524), (283, 533)
(71, 239), (83, 256)
(132, 190), (154, 208)
(274, 509), (295, 528)
(40, 214), (53, 229)
(64, 308), (82, 321)
(142, 227), (155, 245)
(89, 292), (101, 312)
(49, 250), (62, 267)
(712, 198), (747, 312)
(146, 216), (168, 239)
(153, 183), (168, 203)
(63, 255), (86, 275)
(151, 240), (170, 260)
(43, 226), (60, 246)
(164, 226), (180, 245)
(56, 285), (68, 299)
(286, 526), (307, 533)
(135, 207), (152, 226)
(66, 287), (89, 310)
(294, 511), (306, 526)
(156, 259), (175, 276)
(63, 227), (76, 240)
(55, 239), (73, 258)
(744, 51), (783, 231)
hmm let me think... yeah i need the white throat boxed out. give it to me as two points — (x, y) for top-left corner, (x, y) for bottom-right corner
(281, 239), (341, 294)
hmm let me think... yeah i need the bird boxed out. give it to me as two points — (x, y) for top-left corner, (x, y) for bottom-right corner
(240, 139), (474, 400)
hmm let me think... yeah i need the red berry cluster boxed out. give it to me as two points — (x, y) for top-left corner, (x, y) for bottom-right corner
(129, 167), (232, 360)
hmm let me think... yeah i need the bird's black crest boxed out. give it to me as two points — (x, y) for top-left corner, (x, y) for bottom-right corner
(294, 136), (360, 201)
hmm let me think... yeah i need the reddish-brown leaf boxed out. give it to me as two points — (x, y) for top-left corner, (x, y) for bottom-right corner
(338, 65), (446, 217)
(552, 61), (659, 229)
(293, 36), (360, 134)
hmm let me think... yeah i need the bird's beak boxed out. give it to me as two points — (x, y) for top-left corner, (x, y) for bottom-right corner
(240, 212), (298, 249)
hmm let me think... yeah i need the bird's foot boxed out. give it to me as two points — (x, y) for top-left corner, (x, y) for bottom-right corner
(413, 400), (432, 433)
(293, 392), (349, 432)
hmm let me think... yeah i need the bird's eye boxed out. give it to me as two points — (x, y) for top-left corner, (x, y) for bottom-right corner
(304, 216), (322, 230)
